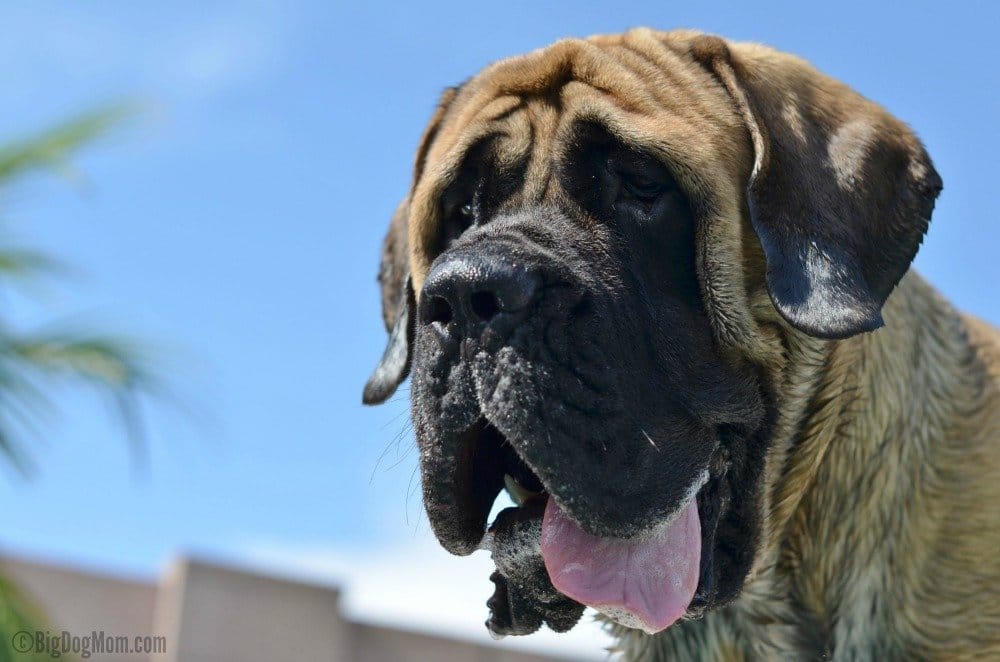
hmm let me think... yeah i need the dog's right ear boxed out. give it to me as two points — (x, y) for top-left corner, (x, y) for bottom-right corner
(363, 86), (460, 405)
(689, 36), (942, 340)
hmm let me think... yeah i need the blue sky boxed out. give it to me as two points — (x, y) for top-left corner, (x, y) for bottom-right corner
(0, 0), (996, 655)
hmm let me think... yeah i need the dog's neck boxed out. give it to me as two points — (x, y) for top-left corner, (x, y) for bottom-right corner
(743, 270), (997, 657)
(612, 271), (998, 660)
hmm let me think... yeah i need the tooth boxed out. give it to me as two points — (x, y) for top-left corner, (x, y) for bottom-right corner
(504, 474), (537, 506)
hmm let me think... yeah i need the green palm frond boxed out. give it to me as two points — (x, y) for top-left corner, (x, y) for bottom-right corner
(0, 328), (161, 474)
(0, 572), (55, 662)
(0, 248), (69, 294)
(0, 249), (65, 278)
(0, 105), (134, 185)
(0, 104), (160, 476)
(3, 333), (152, 386)
(0, 104), (158, 658)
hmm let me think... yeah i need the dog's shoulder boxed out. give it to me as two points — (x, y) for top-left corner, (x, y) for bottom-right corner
(962, 311), (1000, 381)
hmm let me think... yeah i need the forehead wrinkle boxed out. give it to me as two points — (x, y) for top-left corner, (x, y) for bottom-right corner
(559, 91), (712, 175)
(424, 95), (520, 171)
(408, 102), (536, 288)
(519, 98), (561, 202)
(468, 37), (663, 117)
(619, 32), (748, 173)
(424, 106), (532, 200)
(431, 30), (741, 181)
(626, 30), (739, 129)
(553, 91), (737, 231)
(493, 104), (532, 171)
(411, 29), (754, 288)
(603, 44), (717, 136)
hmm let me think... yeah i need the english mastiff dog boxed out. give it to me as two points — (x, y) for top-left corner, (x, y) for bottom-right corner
(363, 29), (1000, 660)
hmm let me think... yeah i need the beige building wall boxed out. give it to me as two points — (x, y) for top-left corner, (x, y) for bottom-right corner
(1, 555), (574, 662)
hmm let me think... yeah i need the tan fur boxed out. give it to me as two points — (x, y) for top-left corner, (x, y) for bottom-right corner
(612, 273), (1000, 661)
(389, 28), (1000, 659)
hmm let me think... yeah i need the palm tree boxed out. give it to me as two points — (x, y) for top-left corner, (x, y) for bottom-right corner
(0, 108), (162, 660)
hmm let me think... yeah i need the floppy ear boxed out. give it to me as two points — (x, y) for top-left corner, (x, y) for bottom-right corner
(363, 275), (415, 404)
(691, 37), (942, 339)
(363, 86), (460, 404)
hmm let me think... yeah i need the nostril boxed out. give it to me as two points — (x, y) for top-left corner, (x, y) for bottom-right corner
(428, 295), (454, 325)
(470, 290), (501, 321)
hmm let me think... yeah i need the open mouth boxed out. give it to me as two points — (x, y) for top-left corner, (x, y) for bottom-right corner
(429, 414), (731, 636)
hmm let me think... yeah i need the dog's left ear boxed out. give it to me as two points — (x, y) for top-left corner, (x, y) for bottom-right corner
(363, 196), (414, 405)
(690, 36), (943, 339)
(363, 86), (461, 404)
(363, 274), (415, 405)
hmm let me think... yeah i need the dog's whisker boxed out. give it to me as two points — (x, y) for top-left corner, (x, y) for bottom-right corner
(383, 444), (416, 472)
(641, 428), (660, 452)
(370, 422), (414, 484)
(379, 406), (411, 430)
(404, 462), (421, 529)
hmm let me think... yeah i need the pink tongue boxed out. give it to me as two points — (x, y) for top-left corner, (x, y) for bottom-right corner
(540, 497), (700, 634)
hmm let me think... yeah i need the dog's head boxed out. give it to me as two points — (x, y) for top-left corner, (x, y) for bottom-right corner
(363, 29), (940, 636)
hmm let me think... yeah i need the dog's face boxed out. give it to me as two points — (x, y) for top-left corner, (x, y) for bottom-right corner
(364, 29), (940, 637)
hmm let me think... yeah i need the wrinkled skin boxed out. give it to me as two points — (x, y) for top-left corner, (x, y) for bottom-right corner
(408, 129), (767, 630)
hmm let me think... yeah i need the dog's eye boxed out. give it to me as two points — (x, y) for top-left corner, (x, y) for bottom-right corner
(440, 198), (476, 247)
(620, 173), (664, 201)
(456, 200), (478, 229)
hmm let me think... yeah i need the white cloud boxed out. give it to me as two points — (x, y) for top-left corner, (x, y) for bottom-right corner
(240, 533), (618, 661)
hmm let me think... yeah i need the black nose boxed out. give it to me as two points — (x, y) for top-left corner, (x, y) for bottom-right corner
(420, 251), (540, 338)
